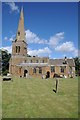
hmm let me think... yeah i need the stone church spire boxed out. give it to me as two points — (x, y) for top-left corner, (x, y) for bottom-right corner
(16, 6), (25, 41)
(12, 6), (27, 56)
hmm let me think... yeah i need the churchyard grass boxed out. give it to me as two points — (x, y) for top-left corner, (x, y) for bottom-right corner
(2, 76), (78, 118)
(0, 76), (2, 119)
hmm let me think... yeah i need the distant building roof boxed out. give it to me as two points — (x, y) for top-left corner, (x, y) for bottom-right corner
(49, 59), (75, 66)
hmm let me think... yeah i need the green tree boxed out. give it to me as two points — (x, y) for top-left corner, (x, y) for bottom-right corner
(74, 57), (80, 76)
(1, 49), (11, 75)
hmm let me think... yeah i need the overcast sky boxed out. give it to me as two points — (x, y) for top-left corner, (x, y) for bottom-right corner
(2, 2), (78, 58)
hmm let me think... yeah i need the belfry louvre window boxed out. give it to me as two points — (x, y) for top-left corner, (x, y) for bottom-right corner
(16, 46), (20, 53)
(16, 46), (17, 53)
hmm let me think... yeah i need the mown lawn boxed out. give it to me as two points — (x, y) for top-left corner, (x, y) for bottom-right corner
(0, 76), (2, 120)
(2, 76), (78, 118)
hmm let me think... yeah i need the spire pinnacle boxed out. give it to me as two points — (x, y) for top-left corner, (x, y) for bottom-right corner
(16, 6), (25, 42)
(21, 6), (23, 12)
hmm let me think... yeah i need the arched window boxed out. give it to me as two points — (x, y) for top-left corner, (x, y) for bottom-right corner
(16, 46), (20, 53)
(18, 46), (20, 53)
(39, 67), (42, 74)
(33, 68), (36, 73)
(51, 66), (55, 72)
(16, 46), (17, 53)
(60, 66), (64, 73)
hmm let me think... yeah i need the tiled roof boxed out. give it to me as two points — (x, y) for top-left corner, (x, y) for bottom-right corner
(16, 58), (75, 67)
(49, 59), (75, 66)
(67, 59), (75, 66)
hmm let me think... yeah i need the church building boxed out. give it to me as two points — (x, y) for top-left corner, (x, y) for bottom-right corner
(9, 7), (75, 78)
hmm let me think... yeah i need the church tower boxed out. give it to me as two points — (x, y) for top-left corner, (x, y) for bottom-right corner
(12, 7), (27, 56)
(9, 7), (27, 75)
